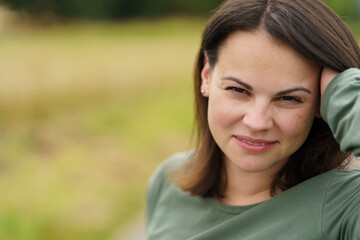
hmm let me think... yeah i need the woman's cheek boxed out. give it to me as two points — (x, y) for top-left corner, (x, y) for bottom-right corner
(279, 110), (314, 143)
(208, 99), (236, 140)
(209, 97), (239, 125)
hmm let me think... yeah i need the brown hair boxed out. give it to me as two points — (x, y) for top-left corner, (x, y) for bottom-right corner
(172, 0), (360, 198)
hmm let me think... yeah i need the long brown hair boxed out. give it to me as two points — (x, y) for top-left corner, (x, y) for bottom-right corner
(172, 0), (360, 198)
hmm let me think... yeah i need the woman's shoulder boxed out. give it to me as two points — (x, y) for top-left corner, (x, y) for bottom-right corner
(289, 168), (360, 209)
(147, 150), (195, 193)
(160, 150), (195, 170)
(327, 168), (360, 193)
(151, 150), (194, 178)
(146, 151), (195, 223)
(322, 168), (360, 211)
(321, 168), (360, 238)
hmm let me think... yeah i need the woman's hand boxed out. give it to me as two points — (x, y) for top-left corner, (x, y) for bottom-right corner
(320, 67), (339, 99)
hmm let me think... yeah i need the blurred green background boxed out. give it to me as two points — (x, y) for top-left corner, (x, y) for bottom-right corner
(0, 0), (358, 239)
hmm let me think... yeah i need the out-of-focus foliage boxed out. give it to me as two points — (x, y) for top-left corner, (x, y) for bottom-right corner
(325, 0), (360, 20)
(0, 0), (359, 20)
(0, 0), (223, 19)
(0, 18), (201, 240)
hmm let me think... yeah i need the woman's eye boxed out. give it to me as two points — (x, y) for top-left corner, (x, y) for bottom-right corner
(226, 87), (249, 95)
(276, 96), (303, 103)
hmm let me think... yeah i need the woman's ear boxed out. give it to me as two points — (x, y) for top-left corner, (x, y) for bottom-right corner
(200, 53), (211, 97)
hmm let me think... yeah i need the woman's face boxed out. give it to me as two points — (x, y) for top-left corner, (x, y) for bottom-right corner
(201, 30), (321, 176)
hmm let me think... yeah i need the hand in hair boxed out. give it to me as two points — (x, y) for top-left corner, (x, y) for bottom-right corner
(320, 67), (339, 99)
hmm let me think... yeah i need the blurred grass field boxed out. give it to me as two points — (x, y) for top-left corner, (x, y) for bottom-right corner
(0, 14), (358, 240)
(0, 18), (205, 240)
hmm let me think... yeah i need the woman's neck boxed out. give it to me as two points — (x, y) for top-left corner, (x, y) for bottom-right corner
(220, 160), (282, 206)
(220, 177), (274, 206)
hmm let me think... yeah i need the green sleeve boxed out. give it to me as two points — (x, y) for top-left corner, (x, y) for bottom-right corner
(321, 170), (360, 239)
(320, 68), (360, 156)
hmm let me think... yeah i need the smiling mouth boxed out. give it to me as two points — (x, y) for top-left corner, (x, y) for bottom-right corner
(234, 135), (277, 152)
(240, 140), (268, 146)
(235, 135), (276, 144)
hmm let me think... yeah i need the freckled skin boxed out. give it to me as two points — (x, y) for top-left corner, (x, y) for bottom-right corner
(201, 30), (321, 176)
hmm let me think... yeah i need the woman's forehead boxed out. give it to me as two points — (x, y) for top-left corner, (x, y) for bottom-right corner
(213, 30), (321, 88)
(218, 31), (318, 72)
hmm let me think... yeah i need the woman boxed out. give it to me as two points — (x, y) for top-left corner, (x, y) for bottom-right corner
(145, 0), (360, 239)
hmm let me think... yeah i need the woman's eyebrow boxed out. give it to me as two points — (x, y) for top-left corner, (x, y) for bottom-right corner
(221, 76), (312, 95)
(276, 88), (312, 95)
(221, 76), (253, 90)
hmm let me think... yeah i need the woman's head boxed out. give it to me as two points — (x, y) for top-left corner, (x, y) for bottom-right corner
(200, 29), (322, 178)
(174, 0), (360, 197)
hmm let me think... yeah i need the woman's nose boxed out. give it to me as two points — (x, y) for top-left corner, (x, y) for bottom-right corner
(242, 104), (273, 131)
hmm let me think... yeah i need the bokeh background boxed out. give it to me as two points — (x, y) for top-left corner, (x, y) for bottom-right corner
(0, 0), (358, 239)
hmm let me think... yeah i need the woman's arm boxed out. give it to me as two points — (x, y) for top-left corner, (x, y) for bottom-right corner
(320, 67), (339, 99)
(320, 67), (360, 156)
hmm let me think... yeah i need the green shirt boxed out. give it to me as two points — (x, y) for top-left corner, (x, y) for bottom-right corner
(145, 68), (360, 240)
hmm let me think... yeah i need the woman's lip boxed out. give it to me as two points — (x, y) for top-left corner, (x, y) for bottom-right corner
(234, 135), (277, 152)
(234, 135), (277, 144)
